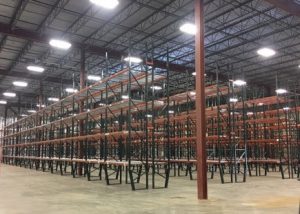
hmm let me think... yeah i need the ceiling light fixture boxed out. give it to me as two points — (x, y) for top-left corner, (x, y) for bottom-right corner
(13, 81), (28, 87)
(257, 47), (276, 57)
(27, 65), (45, 73)
(0, 100), (7, 105)
(168, 110), (175, 114)
(189, 91), (196, 96)
(179, 23), (197, 35)
(124, 56), (143, 64)
(233, 79), (246, 86)
(276, 88), (287, 94)
(90, 0), (119, 9)
(283, 107), (290, 111)
(21, 114), (28, 117)
(49, 39), (72, 50)
(65, 88), (78, 93)
(122, 95), (129, 100)
(27, 110), (37, 113)
(36, 104), (45, 108)
(3, 92), (16, 97)
(150, 86), (162, 90)
(48, 97), (59, 102)
(229, 98), (238, 103)
(87, 75), (101, 81)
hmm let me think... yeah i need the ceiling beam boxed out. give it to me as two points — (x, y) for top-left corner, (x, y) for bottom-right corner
(0, 68), (73, 85)
(264, 0), (300, 17)
(0, 22), (194, 73)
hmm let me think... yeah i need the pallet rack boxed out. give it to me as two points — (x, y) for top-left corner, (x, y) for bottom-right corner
(1, 66), (299, 189)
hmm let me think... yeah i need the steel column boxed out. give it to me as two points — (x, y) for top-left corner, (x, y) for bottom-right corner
(78, 48), (86, 176)
(195, 0), (208, 200)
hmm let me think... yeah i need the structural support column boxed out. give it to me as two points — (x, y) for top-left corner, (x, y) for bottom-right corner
(78, 48), (86, 175)
(39, 81), (43, 111)
(195, 0), (208, 199)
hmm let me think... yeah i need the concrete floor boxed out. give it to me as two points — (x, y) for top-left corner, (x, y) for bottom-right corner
(0, 164), (299, 214)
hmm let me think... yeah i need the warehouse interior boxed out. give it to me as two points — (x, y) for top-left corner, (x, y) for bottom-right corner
(0, 0), (299, 213)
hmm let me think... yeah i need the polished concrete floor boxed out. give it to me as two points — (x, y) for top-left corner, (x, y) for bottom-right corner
(0, 164), (299, 214)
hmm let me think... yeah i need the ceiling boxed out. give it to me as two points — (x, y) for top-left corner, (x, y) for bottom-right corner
(0, 0), (300, 112)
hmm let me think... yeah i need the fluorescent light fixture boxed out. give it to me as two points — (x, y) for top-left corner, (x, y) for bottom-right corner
(247, 112), (254, 116)
(220, 109), (227, 113)
(49, 39), (72, 50)
(3, 92), (16, 97)
(90, 0), (119, 9)
(257, 48), (276, 57)
(179, 23), (197, 35)
(233, 79), (246, 86)
(21, 114), (28, 117)
(283, 107), (290, 111)
(189, 91), (196, 96)
(276, 88), (287, 94)
(48, 97), (59, 102)
(36, 104), (45, 108)
(146, 114), (153, 118)
(168, 110), (174, 114)
(124, 56), (142, 64)
(122, 95), (129, 100)
(27, 110), (37, 113)
(87, 75), (101, 81)
(65, 88), (78, 93)
(13, 81), (28, 87)
(229, 98), (238, 103)
(150, 86), (162, 90)
(27, 65), (45, 73)
(0, 100), (7, 105)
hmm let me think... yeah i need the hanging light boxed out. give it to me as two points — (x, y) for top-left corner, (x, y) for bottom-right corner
(0, 100), (7, 105)
(13, 81), (28, 87)
(65, 88), (78, 93)
(87, 75), (101, 81)
(49, 39), (72, 50)
(122, 95), (129, 100)
(229, 98), (238, 103)
(3, 92), (16, 97)
(257, 48), (276, 57)
(150, 86), (162, 90)
(90, 0), (119, 9)
(48, 97), (59, 102)
(36, 104), (45, 108)
(276, 88), (287, 94)
(124, 56), (142, 64)
(233, 79), (246, 86)
(179, 23), (197, 35)
(27, 65), (45, 73)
